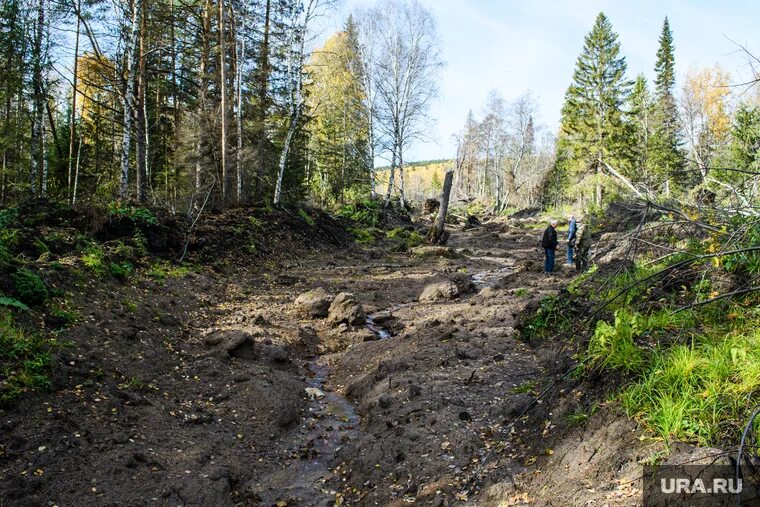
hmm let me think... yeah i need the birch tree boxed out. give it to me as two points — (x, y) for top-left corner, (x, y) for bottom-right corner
(273, 0), (335, 205)
(119, 0), (142, 201)
(370, 0), (443, 209)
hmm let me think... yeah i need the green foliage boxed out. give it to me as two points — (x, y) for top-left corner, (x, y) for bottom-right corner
(0, 208), (19, 229)
(511, 380), (537, 395)
(0, 311), (53, 405)
(48, 304), (81, 329)
(348, 227), (376, 243)
(559, 12), (633, 205)
(147, 261), (190, 282)
(108, 204), (158, 225)
(386, 227), (424, 251)
(588, 310), (647, 373)
(0, 296), (29, 311)
(621, 327), (760, 445)
(122, 298), (138, 314)
(12, 269), (48, 306)
(80, 243), (106, 276)
(298, 208), (316, 227)
(110, 261), (134, 279)
(337, 198), (383, 227)
(248, 216), (263, 229)
(33, 238), (49, 256)
(520, 295), (574, 342)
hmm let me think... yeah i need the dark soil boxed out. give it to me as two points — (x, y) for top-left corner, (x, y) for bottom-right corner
(0, 205), (650, 506)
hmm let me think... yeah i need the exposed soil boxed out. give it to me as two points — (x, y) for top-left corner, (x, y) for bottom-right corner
(0, 209), (652, 506)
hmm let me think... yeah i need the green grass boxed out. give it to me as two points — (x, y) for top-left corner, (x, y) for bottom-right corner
(147, 261), (191, 282)
(0, 310), (55, 406)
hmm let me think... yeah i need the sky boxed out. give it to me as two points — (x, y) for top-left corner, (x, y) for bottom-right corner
(320, 0), (760, 162)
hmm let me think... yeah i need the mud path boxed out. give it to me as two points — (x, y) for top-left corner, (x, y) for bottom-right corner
(3, 216), (619, 507)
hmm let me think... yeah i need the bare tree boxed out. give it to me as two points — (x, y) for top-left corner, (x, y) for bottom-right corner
(369, 0), (443, 209)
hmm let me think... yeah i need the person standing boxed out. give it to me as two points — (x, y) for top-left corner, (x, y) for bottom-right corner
(566, 214), (577, 266)
(574, 220), (592, 272)
(541, 219), (559, 274)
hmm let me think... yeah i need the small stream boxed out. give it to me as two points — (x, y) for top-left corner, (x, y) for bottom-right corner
(258, 307), (401, 505)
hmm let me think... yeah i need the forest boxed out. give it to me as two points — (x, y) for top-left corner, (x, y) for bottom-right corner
(1, 1), (760, 506)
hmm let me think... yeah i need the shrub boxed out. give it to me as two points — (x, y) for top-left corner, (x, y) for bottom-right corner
(110, 261), (134, 279)
(12, 269), (48, 306)
(337, 198), (383, 227)
(108, 204), (158, 225)
(80, 243), (106, 275)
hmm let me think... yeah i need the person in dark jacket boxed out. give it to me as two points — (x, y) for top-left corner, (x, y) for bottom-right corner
(566, 214), (577, 265)
(541, 219), (559, 274)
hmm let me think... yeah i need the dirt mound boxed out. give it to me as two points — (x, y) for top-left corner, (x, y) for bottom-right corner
(188, 206), (352, 264)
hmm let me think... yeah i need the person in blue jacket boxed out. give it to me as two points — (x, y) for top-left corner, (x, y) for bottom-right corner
(566, 214), (577, 266)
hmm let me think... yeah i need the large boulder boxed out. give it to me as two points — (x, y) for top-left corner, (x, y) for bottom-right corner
(419, 280), (459, 302)
(293, 287), (333, 318)
(327, 292), (366, 326)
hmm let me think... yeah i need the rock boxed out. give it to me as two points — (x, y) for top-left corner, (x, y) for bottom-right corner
(419, 281), (459, 303)
(378, 394), (393, 409)
(293, 288), (332, 318)
(327, 292), (366, 326)
(305, 387), (325, 400)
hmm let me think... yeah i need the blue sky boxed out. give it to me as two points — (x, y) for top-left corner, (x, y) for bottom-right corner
(323, 0), (760, 162)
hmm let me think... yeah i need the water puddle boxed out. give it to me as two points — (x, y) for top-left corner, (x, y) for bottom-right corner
(472, 266), (512, 288)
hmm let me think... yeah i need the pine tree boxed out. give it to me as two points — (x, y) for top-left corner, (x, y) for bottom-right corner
(559, 12), (632, 205)
(628, 74), (654, 183)
(651, 17), (684, 194)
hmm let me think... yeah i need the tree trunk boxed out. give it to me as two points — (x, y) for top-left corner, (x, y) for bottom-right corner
(135, 4), (148, 203)
(235, 30), (244, 203)
(67, 0), (81, 203)
(196, 0), (211, 193)
(72, 136), (82, 204)
(30, 0), (46, 197)
(383, 145), (397, 208)
(398, 142), (406, 209)
(274, 108), (299, 205)
(218, 0), (229, 203)
(427, 169), (454, 245)
(119, 0), (142, 201)
(254, 0), (271, 202)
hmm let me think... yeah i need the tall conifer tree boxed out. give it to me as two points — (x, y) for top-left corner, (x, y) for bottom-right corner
(651, 17), (684, 193)
(559, 12), (632, 205)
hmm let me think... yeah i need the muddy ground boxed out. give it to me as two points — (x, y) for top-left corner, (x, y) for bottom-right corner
(0, 209), (656, 506)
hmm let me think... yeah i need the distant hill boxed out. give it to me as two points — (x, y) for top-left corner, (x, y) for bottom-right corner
(375, 160), (454, 201)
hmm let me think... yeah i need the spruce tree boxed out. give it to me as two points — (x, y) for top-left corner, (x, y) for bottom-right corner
(559, 12), (632, 205)
(651, 17), (684, 193)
